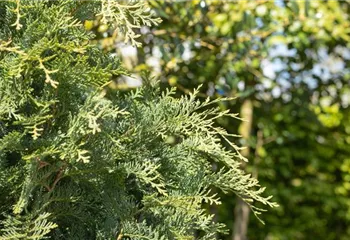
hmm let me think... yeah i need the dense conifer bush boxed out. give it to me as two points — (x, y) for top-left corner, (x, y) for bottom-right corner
(0, 1), (276, 239)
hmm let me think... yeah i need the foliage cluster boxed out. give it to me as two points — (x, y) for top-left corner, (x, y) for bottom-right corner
(0, 1), (275, 239)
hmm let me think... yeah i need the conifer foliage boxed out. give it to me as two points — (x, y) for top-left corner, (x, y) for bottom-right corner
(0, 1), (277, 239)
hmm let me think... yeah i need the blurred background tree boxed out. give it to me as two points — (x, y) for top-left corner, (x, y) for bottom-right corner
(89, 0), (350, 239)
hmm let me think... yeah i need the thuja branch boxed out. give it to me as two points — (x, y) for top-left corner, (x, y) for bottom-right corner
(11, 0), (23, 30)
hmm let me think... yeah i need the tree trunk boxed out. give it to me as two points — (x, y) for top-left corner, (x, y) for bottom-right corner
(232, 99), (253, 240)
